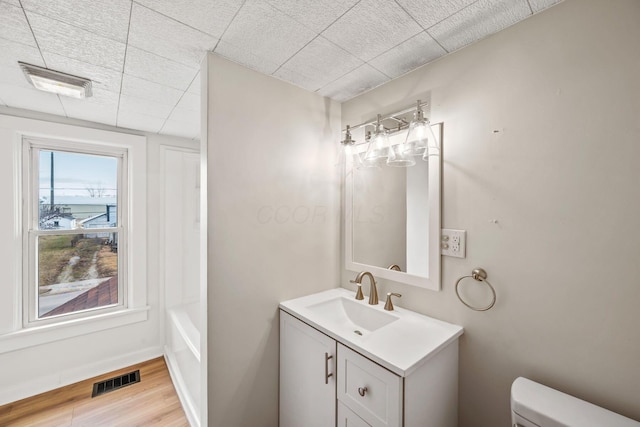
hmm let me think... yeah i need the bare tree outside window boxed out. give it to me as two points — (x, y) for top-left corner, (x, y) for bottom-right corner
(85, 185), (106, 198)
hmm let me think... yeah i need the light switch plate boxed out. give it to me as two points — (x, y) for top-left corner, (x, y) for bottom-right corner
(441, 229), (466, 258)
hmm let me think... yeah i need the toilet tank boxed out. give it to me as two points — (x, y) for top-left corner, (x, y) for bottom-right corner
(511, 377), (640, 427)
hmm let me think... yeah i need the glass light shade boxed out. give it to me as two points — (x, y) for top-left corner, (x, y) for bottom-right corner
(336, 142), (364, 168)
(422, 123), (440, 159)
(337, 126), (364, 169)
(364, 124), (390, 164)
(403, 119), (429, 156)
(387, 143), (416, 167)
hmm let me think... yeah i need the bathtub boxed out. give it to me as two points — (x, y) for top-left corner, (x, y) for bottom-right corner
(165, 302), (201, 427)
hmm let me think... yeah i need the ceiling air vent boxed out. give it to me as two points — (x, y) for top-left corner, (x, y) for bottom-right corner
(91, 370), (140, 398)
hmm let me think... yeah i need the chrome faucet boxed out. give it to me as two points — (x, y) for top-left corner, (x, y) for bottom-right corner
(350, 271), (378, 305)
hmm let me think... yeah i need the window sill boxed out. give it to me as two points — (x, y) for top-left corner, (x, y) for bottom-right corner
(0, 306), (150, 354)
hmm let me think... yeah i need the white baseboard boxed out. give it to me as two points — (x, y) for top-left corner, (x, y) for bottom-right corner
(0, 345), (163, 406)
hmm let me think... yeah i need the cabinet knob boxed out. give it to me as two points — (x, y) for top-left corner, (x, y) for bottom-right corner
(358, 386), (368, 397)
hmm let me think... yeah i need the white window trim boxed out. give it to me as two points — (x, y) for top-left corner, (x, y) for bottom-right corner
(0, 116), (149, 355)
(22, 138), (128, 326)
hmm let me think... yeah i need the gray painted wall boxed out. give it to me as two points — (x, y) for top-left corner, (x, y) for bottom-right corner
(204, 54), (341, 426)
(341, 0), (640, 425)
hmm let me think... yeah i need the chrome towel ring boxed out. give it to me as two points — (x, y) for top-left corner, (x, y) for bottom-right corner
(455, 268), (497, 311)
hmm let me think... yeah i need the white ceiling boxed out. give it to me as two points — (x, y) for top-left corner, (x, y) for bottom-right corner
(0, 0), (562, 140)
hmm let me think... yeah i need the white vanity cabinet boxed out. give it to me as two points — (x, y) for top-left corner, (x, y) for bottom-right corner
(337, 344), (402, 427)
(280, 308), (460, 427)
(280, 311), (336, 427)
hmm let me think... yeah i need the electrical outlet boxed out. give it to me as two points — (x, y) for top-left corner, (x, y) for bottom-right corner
(441, 229), (466, 258)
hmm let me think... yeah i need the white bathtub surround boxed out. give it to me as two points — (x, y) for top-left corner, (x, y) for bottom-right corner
(165, 303), (201, 427)
(160, 145), (202, 426)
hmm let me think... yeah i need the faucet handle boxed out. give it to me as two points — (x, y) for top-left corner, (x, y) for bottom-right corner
(351, 282), (364, 300)
(384, 293), (402, 311)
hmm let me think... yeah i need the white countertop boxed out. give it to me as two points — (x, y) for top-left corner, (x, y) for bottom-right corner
(279, 288), (463, 377)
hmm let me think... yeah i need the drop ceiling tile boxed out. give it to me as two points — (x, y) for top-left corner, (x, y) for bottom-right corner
(220, 0), (317, 67)
(117, 111), (165, 133)
(175, 92), (199, 113)
(135, 0), (243, 39)
(0, 43), (43, 89)
(118, 94), (175, 119)
(266, 0), (359, 33)
(396, 0), (477, 30)
(168, 106), (198, 124)
(529, 0), (563, 13)
(214, 41), (281, 75)
(274, 36), (363, 92)
(318, 64), (389, 102)
(187, 72), (200, 95)
(0, 2), (38, 47)
(21, 0), (131, 43)
(121, 74), (183, 106)
(0, 64), (33, 89)
(60, 89), (119, 126)
(369, 32), (446, 78)
(0, 83), (65, 115)
(161, 118), (199, 139)
(42, 52), (123, 94)
(66, 107), (118, 126)
(128, 4), (217, 69)
(27, 13), (126, 71)
(428, 0), (532, 52)
(124, 46), (197, 90)
(0, 38), (44, 69)
(272, 67), (327, 94)
(2, 0), (21, 7)
(322, 0), (423, 62)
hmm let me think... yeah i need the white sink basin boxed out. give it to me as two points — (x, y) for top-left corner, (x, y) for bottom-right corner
(307, 296), (398, 332)
(280, 288), (463, 376)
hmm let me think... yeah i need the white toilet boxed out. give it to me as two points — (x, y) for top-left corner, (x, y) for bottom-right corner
(511, 377), (640, 427)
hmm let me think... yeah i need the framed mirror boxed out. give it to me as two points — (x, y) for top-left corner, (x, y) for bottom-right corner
(345, 123), (442, 290)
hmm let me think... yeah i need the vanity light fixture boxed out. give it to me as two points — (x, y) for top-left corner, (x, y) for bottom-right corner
(336, 125), (363, 168)
(403, 100), (439, 158)
(387, 136), (416, 167)
(19, 62), (92, 99)
(338, 99), (438, 169)
(363, 114), (390, 167)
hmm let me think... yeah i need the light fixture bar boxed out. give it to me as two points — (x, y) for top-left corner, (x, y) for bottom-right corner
(19, 62), (92, 99)
(340, 100), (430, 133)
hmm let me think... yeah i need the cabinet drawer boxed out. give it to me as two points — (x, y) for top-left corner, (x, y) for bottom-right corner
(337, 344), (402, 427)
(338, 401), (371, 427)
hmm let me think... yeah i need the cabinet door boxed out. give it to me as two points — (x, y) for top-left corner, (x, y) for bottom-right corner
(280, 311), (336, 427)
(338, 401), (371, 427)
(337, 344), (402, 427)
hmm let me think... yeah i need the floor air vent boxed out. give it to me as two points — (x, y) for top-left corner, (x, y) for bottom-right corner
(92, 370), (140, 397)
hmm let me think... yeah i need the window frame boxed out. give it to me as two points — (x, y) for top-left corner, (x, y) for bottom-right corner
(0, 115), (148, 355)
(22, 138), (129, 327)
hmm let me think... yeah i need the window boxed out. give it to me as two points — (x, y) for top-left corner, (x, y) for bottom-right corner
(23, 138), (127, 325)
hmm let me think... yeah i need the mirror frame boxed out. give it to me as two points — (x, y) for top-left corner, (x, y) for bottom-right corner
(345, 122), (442, 291)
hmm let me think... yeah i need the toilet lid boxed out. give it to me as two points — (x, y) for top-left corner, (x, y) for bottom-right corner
(511, 377), (640, 427)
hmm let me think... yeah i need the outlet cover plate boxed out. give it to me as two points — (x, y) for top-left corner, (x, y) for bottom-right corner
(441, 229), (466, 258)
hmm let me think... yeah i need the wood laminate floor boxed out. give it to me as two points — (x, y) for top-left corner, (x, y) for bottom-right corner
(0, 357), (189, 427)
